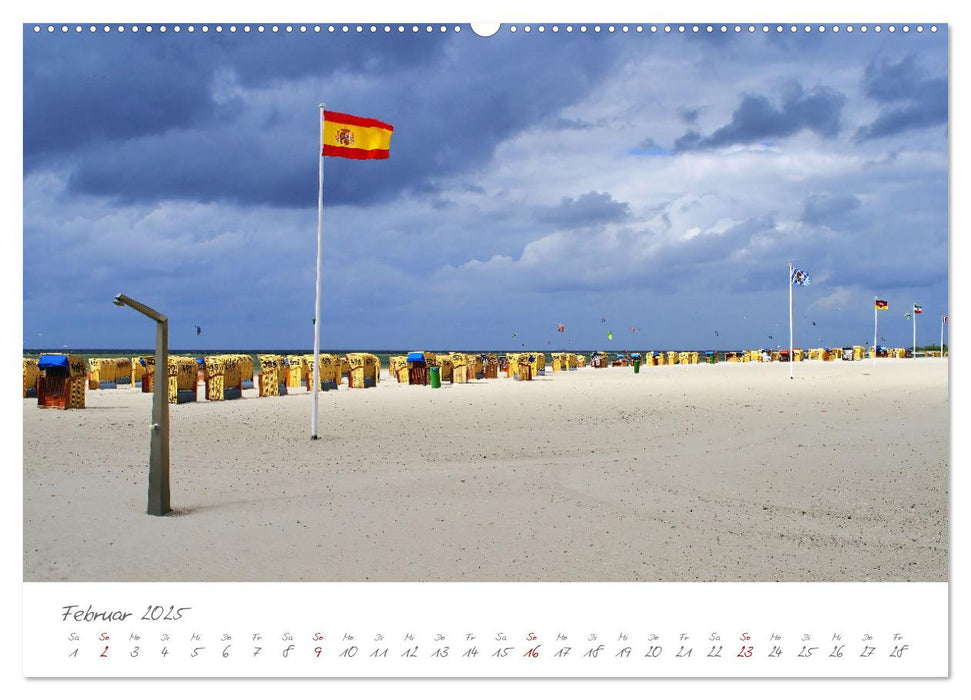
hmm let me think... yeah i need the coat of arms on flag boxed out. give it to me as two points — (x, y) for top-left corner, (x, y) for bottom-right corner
(875, 299), (888, 310)
(914, 304), (923, 314)
(322, 110), (394, 160)
(790, 268), (811, 286)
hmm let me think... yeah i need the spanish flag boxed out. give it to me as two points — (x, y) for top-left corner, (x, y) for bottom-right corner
(875, 299), (888, 310)
(322, 110), (393, 160)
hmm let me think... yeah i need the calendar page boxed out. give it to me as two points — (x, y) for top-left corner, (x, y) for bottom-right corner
(15, 0), (957, 690)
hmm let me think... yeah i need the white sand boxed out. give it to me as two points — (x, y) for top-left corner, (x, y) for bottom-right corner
(23, 358), (948, 582)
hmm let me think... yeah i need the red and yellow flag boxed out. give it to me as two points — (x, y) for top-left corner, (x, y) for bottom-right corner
(322, 110), (393, 160)
(875, 299), (888, 310)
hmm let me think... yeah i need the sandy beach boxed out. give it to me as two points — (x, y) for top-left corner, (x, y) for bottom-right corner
(23, 358), (948, 583)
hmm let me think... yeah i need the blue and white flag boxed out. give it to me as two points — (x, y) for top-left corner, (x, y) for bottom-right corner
(790, 268), (811, 286)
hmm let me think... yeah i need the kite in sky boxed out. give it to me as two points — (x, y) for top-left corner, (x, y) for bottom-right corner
(195, 326), (203, 336)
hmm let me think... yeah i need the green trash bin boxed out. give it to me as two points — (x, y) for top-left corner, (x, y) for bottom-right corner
(429, 365), (441, 388)
(633, 358), (640, 373)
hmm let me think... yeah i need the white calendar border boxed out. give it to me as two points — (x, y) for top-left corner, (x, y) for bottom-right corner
(6, 0), (965, 695)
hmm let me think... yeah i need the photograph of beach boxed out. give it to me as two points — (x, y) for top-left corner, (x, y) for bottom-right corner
(22, 22), (947, 584)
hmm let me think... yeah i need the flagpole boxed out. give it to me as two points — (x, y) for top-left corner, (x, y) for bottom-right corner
(941, 315), (945, 358)
(873, 297), (878, 366)
(311, 103), (325, 439)
(789, 262), (794, 379)
(912, 305), (917, 359)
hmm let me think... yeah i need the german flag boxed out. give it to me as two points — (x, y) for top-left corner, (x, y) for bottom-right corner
(322, 110), (393, 160)
(875, 299), (888, 310)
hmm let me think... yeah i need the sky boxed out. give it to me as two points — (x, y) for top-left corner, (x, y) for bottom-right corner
(22, 23), (948, 352)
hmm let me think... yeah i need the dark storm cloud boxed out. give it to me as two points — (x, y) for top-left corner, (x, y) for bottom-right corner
(22, 28), (447, 165)
(210, 30), (445, 89)
(23, 31), (214, 160)
(673, 83), (845, 151)
(24, 30), (628, 208)
(863, 54), (930, 102)
(676, 106), (700, 125)
(854, 55), (947, 141)
(537, 191), (630, 227)
(801, 193), (862, 225)
(65, 129), (321, 207)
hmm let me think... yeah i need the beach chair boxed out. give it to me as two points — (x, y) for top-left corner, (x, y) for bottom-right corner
(483, 353), (499, 379)
(258, 355), (289, 397)
(305, 353), (340, 390)
(168, 356), (198, 403)
(389, 355), (409, 383)
(204, 355), (243, 401)
(286, 355), (307, 389)
(138, 357), (156, 391)
(37, 354), (86, 409)
(113, 357), (131, 385)
(450, 352), (471, 383)
(236, 355), (255, 389)
(508, 353), (532, 381)
(468, 353), (484, 380)
(346, 352), (379, 388)
(406, 351), (432, 385)
(532, 352), (546, 376)
(435, 354), (454, 383)
(130, 357), (145, 387)
(23, 358), (39, 398)
(87, 358), (117, 389)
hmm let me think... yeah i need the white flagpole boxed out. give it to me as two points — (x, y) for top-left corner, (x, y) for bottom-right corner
(941, 315), (945, 357)
(913, 305), (917, 359)
(873, 297), (878, 366)
(789, 262), (794, 379)
(311, 103), (325, 439)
